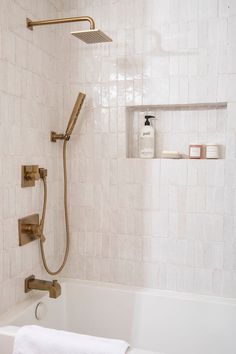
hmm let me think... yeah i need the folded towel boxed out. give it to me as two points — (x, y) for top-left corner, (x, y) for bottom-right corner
(13, 325), (129, 354)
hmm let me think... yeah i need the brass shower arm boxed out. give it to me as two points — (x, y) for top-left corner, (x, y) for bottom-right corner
(26, 16), (96, 31)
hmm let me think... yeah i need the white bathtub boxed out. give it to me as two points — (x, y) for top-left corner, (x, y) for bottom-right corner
(0, 279), (236, 354)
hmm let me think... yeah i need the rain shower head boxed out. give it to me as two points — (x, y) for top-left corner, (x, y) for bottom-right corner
(26, 16), (113, 44)
(71, 29), (112, 44)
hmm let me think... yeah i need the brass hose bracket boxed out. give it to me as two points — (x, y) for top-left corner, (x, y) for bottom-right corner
(39, 168), (48, 179)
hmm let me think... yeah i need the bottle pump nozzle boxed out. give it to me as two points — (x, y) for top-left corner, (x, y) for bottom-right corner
(145, 115), (155, 126)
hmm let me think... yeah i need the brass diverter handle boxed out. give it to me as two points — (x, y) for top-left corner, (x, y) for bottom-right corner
(18, 214), (46, 246)
(19, 214), (46, 246)
(21, 223), (45, 242)
(22, 165), (40, 187)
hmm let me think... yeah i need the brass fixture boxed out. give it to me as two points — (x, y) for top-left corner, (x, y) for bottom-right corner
(51, 92), (86, 142)
(66, 93), (86, 136)
(18, 165), (47, 246)
(21, 165), (40, 188)
(19, 94), (85, 275)
(50, 132), (70, 143)
(26, 16), (112, 44)
(18, 214), (40, 246)
(21, 95), (86, 274)
(25, 275), (61, 299)
(38, 143), (69, 275)
(19, 168), (48, 245)
(26, 16), (95, 30)
(71, 29), (112, 44)
(40, 93), (85, 275)
(39, 167), (48, 179)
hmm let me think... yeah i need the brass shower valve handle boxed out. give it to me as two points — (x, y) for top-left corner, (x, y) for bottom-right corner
(21, 223), (45, 241)
(22, 223), (40, 237)
(21, 165), (48, 187)
(22, 165), (39, 187)
(18, 213), (46, 246)
(24, 165), (40, 181)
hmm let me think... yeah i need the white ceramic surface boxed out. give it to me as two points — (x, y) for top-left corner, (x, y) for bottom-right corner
(0, 279), (236, 354)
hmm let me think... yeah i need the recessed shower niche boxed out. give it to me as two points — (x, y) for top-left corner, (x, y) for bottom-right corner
(126, 102), (227, 159)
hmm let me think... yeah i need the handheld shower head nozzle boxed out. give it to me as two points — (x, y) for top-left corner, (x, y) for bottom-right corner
(65, 92), (86, 137)
(50, 92), (86, 143)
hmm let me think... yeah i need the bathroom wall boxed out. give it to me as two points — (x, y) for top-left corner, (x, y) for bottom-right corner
(1, 0), (236, 317)
(0, 0), (66, 315)
(61, 0), (236, 298)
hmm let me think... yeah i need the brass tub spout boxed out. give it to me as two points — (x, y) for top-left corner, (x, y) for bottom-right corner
(25, 275), (61, 299)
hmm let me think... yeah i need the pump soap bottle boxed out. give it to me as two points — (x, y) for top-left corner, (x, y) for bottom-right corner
(139, 115), (155, 158)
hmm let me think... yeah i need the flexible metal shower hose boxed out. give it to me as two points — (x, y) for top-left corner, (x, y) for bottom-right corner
(39, 140), (70, 275)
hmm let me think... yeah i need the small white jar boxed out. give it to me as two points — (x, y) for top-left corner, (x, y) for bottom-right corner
(189, 144), (203, 159)
(206, 144), (219, 159)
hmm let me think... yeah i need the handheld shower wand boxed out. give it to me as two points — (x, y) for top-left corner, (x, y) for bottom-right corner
(51, 92), (86, 142)
(39, 93), (85, 275)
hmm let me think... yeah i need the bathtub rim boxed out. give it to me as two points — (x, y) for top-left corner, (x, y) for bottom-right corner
(0, 277), (236, 326)
(60, 278), (236, 305)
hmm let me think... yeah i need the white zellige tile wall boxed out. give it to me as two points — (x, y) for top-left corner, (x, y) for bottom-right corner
(60, 0), (236, 298)
(1, 0), (236, 316)
(0, 0), (66, 315)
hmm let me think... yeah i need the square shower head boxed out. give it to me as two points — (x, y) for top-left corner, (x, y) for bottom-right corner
(71, 29), (112, 44)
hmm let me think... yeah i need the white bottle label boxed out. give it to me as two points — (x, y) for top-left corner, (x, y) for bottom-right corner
(140, 137), (154, 149)
(139, 125), (155, 158)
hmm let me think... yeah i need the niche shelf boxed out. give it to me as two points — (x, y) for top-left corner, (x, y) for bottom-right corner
(126, 102), (227, 159)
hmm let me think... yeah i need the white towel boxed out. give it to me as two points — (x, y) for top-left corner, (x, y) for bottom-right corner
(13, 325), (129, 354)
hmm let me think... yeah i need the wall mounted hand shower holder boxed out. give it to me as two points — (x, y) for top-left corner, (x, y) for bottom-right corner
(50, 131), (70, 143)
(50, 92), (86, 143)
